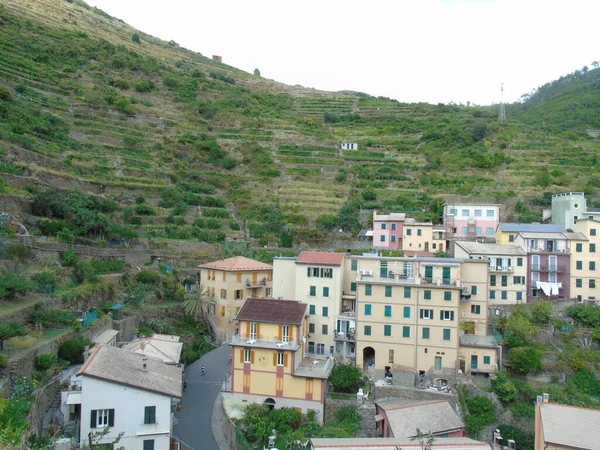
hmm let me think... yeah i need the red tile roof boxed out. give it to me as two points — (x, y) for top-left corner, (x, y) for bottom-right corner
(198, 256), (273, 271)
(296, 251), (344, 266)
(235, 298), (307, 325)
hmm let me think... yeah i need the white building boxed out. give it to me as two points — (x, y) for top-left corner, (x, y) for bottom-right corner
(341, 142), (358, 150)
(61, 345), (182, 450)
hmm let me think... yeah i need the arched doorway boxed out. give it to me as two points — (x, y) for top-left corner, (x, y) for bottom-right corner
(264, 398), (276, 410)
(363, 347), (375, 371)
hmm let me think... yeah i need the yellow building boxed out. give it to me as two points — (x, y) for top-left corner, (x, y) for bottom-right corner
(226, 298), (333, 422)
(495, 223), (565, 245)
(570, 219), (597, 303)
(343, 255), (492, 378)
(534, 394), (599, 450)
(199, 256), (273, 339)
(453, 241), (527, 305)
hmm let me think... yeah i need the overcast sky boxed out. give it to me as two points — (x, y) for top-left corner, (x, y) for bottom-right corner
(85, 0), (599, 105)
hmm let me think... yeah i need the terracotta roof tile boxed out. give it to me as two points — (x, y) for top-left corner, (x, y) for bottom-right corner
(236, 298), (307, 325)
(296, 251), (344, 266)
(199, 256), (273, 271)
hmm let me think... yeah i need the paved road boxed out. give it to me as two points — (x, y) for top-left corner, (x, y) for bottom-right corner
(174, 344), (231, 450)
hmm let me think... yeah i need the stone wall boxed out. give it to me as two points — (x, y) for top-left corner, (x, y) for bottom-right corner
(113, 315), (139, 343)
(213, 393), (243, 450)
(0, 194), (31, 213)
(373, 385), (459, 410)
(28, 375), (62, 437)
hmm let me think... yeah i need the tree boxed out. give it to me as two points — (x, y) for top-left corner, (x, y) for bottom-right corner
(182, 284), (216, 320)
(531, 301), (552, 324)
(0, 274), (36, 300)
(253, 68), (261, 77)
(592, 61), (600, 69)
(330, 363), (363, 393)
(503, 314), (533, 348)
(32, 271), (57, 294)
(0, 322), (26, 350)
(509, 347), (542, 374)
(58, 336), (92, 364)
(131, 33), (141, 44)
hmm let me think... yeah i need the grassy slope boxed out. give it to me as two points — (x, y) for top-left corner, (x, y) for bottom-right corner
(0, 0), (599, 248)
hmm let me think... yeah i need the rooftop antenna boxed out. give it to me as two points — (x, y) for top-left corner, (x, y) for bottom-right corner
(499, 83), (506, 123)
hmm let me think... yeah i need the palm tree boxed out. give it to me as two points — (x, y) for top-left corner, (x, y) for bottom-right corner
(182, 284), (216, 320)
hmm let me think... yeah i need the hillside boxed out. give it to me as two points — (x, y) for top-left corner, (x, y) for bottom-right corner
(1, 0), (600, 248)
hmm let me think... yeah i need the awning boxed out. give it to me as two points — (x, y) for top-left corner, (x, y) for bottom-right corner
(374, 414), (384, 422)
(66, 392), (82, 405)
(536, 281), (562, 296)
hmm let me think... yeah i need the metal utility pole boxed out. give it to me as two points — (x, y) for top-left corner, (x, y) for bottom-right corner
(498, 83), (506, 123)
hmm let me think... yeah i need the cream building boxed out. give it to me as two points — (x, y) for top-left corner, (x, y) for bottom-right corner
(199, 256), (273, 339)
(272, 252), (345, 358)
(342, 255), (492, 378)
(453, 241), (527, 305)
(402, 219), (447, 253)
(570, 219), (598, 303)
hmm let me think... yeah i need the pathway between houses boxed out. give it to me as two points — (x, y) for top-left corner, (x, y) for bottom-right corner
(174, 344), (231, 450)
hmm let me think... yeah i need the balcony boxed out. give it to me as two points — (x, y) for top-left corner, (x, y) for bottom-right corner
(359, 271), (415, 285)
(527, 247), (570, 254)
(245, 278), (270, 289)
(421, 277), (460, 287)
(489, 266), (513, 273)
(229, 334), (301, 351)
(334, 331), (355, 342)
(337, 310), (356, 319)
(531, 265), (566, 273)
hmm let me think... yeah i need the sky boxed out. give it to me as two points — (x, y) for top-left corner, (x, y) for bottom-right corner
(85, 0), (599, 106)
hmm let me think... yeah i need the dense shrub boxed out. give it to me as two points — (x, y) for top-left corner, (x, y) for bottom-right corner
(62, 251), (78, 267)
(134, 204), (155, 216)
(509, 347), (543, 374)
(0, 274), (36, 299)
(136, 270), (160, 285)
(135, 80), (155, 93)
(330, 363), (364, 393)
(567, 304), (600, 327)
(209, 71), (235, 84)
(492, 371), (517, 402)
(464, 395), (496, 437)
(57, 336), (92, 364)
(34, 353), (58, 371)
(531, 301), (552, 324)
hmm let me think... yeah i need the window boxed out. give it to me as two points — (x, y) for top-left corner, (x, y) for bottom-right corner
(471, 286), (477, 295)
(282, 325), (290, 343)
(406, 229), (412, 236)
(513, 276), (525, 285)
(309, 305), (315, 315)
(308, 323), (315, 333)
(365, 285), (372, 296)
(501, 275), (508, 287)
(422, 327), (430, 339)
(403, 287), (411, 298)
(350, 282), (357, 292)
(590, 280), (596, 288)
(309, 286), (316, 296)
(484, 356), (491, 365)
(475, 227), (482, 235)
(403, 306), (411, 318)
(402, 326), (410, 338)
(364, 325), (371, 336)
(591, 244), (596, 253)
(441, 310), (454, 321)
(450, 208), (457, 215)
(517, 257), (523, 267)
(444, 291), (452, 301)
(384, 305), (392, 317)
(380, 235), (386, 242)
(490, 290), (496, 299)
(389, 349), (395, 363)
(322, 324), (328, 335)
(417, 229), (422, 236)
(420, 309), (433, 319)
(277, 352), (284, 366)
(576, 279), (583, 288)
(323, 287), (330, 297)
(443, 329), (451, 341)
(475, 209), (482, 217)
(244, 350), (251, 363)
(490, 275), (496, 286)
(250, 322), (257, 339)
(237, 273), (242, 283)
(424, 266), (433, 279)
(501, 291), (508, 300)
(509, 235), (515, 243)
(424, 290), (432, 300)
(351, 260), (358, 271)
(486, 209), (494, 217)
(516, 292), (523, 301)
(220, 289), (227, 299)
(391, 223), (396, 230)
(576, 243), (583, 252)
(486, 228), (495, 236)
(591, 261), (596, 271)
(462, 209), (470, 217)
(235, 290), (243, 300)
(385, 286), (392, 297)
(316, 344), (325, 355)
(364, 304), (372, 315)
(143, 440), (155, 450)
(91, 409), (114, 429)
(576, 261), (583, 270)
(322, 306), (328, 317)
(592, 229), (597, 236)
(391, 236), (396, 242)
(471, 305), (481, 314)
(384, 325), (392, 337)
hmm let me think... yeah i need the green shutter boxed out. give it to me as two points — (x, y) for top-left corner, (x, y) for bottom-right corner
(471, 286), (477, 295)
(307, 267), (311, 276)
(384, 325), (391, 336)
(323, 307), (328, 317)
(364, 325), (371, 336)
(403, 306), (410, 318)
(484, 356), (491, 364)
(440, 310), (444, 320)
(108, 409), (115, 427)
(309, 305), (315, 315)
(443, 329), (450, 340)
(424, 290), (431, 300)
(442, 267), (451, 279)
(384, 305), (392, 317)
(403, 326), (410, 338)
(323, 287), (329, 297)
(419, 309), (424, 319)
(385, 286), (392, 297)
(351, 260), (357, 271)
(450, 311), (455, 321)
(365, 285), (372, 295)
(425, 266), (433, 278)
(90, 410), (97, 429)
(350, 282), (357, 292)
(422, 327), (430, 339)
(404, 287), (411, 298)
(365, 304), (371, 315)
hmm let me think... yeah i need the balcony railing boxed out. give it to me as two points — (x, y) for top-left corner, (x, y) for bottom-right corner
(230, 334), (300, 350)
(532, 265), (566, 273)
(334, 331), (355, 342)
(337, 310), (356, 318)
(527, 247), (570, 254)
(488, 266), (513, 273)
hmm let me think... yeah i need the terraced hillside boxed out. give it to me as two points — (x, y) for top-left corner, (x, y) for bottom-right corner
(1, 0), (600, 248)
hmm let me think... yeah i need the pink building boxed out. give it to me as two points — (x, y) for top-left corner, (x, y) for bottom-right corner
(372, 211), (405, 248)
(443, 203), (502, 239)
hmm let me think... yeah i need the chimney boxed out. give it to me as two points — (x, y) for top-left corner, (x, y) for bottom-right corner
(83, 346), (91, 362)
(543, 393), (549, 403)
(536, 395), (543, 405)
(508, 439), (516, 450)
(142, 357), (148, 372)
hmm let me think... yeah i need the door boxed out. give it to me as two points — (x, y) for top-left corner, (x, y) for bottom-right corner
(471, 355), (478, 370)
(434, 356), (442, 371)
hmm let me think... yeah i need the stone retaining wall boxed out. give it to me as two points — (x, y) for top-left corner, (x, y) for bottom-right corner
(373, 385), (459, 410)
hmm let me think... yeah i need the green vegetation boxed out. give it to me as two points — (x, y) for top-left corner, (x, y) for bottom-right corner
(329, 363), (365, 393)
